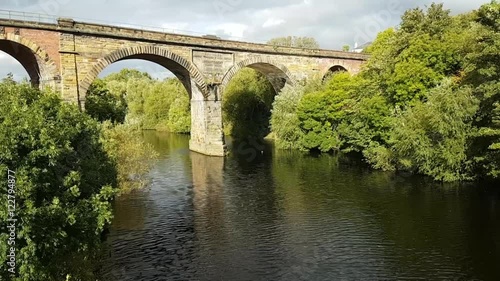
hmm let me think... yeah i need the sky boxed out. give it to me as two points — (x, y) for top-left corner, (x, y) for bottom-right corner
(0, 0), (492, 80)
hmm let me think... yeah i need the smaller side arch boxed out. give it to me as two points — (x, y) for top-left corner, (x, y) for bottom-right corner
(0, 33), (58, 87)
(221, 57), (295, 94)
(322, 64), (349, 80)
(79, 46), (208, 100)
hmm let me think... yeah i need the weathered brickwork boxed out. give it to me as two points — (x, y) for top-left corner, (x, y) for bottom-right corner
(0, 17), (367, 156)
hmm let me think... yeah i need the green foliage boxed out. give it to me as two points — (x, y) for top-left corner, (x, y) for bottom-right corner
(267, 36), (320, 49)
(268, 1), (500, 182)
(389, 80), (479, 182)
(271, 83), (306, 150)
(296, 72), (357, 152)
(85, 78), (127, 123)
(338, 92), (392, 154)
(0, 82), (118, 280)
(100, 123), (158, 194)
(142, 79), (190, 133)
(364, 4), (471, 106)
(167, 96), (191, 133)
(87, 69), (191, 133)
(464, 0), (500, 178)
(223, 68), (276, 140)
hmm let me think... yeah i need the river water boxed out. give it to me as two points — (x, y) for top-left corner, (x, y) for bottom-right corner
(99, 131), (500, 281)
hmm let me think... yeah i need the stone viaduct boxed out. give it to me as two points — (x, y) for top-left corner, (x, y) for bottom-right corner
(0, 15), (368, 156)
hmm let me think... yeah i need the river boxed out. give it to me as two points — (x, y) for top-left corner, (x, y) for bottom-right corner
(98, 131), (500, 281)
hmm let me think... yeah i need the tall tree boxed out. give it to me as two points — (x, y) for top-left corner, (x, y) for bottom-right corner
(464, 0), (500, 178)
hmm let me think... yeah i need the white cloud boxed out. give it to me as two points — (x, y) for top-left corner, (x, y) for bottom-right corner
(262, 18), (285, 28)
(210, 23), (248, 39)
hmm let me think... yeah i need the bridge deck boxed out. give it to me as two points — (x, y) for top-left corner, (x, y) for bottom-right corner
(0, 16), (368, 61)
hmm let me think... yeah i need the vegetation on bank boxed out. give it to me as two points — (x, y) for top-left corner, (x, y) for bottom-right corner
(271, 1), (500, 182)
(0, 81), (117, 280)
(0, 76), (158, 279)
(86, 69), (191, 133)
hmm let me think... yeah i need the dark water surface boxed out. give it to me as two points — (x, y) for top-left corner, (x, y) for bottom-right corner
(100, 131), (500, 281)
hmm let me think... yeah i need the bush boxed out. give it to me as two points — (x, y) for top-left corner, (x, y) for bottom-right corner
(85, 78), (127, 124)
(296, 72), (356, 152)
(0, 82), (118, 280)
(271, 83), (306, 150)
(388, 80), (479, 181)
(100, 123), (158, 194)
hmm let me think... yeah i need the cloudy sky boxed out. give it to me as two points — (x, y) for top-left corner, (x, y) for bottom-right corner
(0, 0), (491, 80)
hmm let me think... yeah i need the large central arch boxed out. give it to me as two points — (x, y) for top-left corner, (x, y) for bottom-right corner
(79, 46), (208, 100)
(0, 33), (58, 87)
(221, 57), (295, 94)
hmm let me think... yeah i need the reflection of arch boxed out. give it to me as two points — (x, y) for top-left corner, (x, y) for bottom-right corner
(221, 57), (294, 94)
(80, 46), (208, 99)
(323, 64), (348, 80)
(0, 33), (58, 87)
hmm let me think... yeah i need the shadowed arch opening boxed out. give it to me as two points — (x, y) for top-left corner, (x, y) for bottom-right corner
(80, 46), (207, 101)
(220, 58), (294, 146)
(323, 65), (348, 80)
(0, 34), (57, 87)
(221, 57), (294, 94)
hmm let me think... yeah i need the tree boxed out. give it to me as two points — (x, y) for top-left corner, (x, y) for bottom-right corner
(267, 36), (320, 49)
(0, 82), (118, 280)
(364, 4), (470, 106)
(87, 71), (191, 133)
(464, 0), (500, 179)
(296, 72), (357, 152)
(389, 80), (479, 182)
(271, 83), (306, 150)
(142, 79), (190, 132)
(223, 68), (276, 140)
(85, 78), (127, 123)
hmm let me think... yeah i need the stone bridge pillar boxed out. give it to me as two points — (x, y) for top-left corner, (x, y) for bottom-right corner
(189, 82), (226, 157)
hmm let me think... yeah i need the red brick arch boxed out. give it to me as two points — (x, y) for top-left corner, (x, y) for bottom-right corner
(79, 46), (208, 99)
(0, 32), (58, 86)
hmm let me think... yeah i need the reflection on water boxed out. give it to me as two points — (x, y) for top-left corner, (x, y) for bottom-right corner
(100, 131), (500, 281)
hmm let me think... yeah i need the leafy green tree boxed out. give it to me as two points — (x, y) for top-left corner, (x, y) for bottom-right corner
(105, 68), (153, 83)
(87, 70), (191, 133)
(85, 78), (127, 123)
(0, 82), (118, 280)
(223, 68), (276, 140)
(364, 4), (471, 106)
(271, 83), (306, 150)
(267, 36), (320, 49)
(296, 72), (357, 152)
(143, 79), (190, 133)
(338, 91), (392, 155)
(464, 0), (500, 179)
(388, 80), (479, 182)
(167, 96), (191, 133)
(100, 123), (158, 194)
